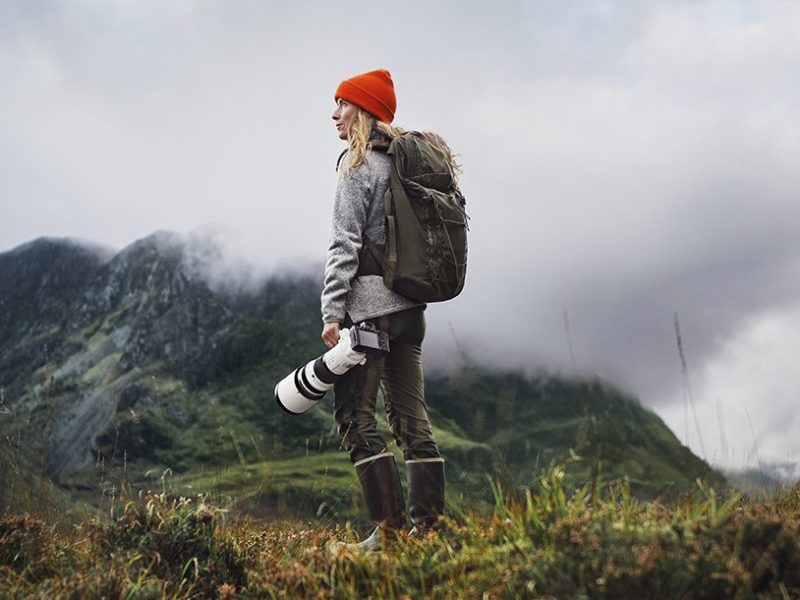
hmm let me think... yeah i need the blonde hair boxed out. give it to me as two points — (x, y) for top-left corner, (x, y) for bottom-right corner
(342, 107), (461, 185)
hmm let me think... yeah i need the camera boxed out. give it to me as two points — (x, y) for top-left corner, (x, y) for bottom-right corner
(275, 323), (390, 415)
(349, 322), (390, 356)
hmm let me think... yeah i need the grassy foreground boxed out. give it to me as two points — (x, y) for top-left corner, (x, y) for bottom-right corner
(1, 468), (799, 599)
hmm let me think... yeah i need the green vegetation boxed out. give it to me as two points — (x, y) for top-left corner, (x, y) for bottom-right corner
(2, 467), (798, 598)
(426, 370), (726, 500)
(3, 361), (726, 521)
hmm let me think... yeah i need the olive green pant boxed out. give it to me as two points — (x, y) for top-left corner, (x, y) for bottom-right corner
(334, 306), (441, 464)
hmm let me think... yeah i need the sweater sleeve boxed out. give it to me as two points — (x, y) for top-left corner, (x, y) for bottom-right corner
(320, 164), (371, 324)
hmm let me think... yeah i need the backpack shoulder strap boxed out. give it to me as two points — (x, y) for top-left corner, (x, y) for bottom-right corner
(335, 149), (348, 171)
(381, 136), (408, 288)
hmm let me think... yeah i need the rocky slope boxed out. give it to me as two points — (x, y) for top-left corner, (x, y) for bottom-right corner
(0, 233), (317, 481)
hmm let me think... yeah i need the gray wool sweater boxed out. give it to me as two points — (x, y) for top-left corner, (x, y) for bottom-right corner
(321, 148), (422, 324)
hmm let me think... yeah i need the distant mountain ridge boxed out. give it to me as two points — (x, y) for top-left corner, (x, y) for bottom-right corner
(0, 237), (112, 344)
(1, 232), (309, 480)
(0, 233), (724, 515)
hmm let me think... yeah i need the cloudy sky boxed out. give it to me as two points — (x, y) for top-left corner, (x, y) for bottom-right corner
(2, 0), (799, 477)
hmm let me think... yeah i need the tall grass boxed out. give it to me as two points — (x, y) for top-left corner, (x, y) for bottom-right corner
(2, 466), (798, 598)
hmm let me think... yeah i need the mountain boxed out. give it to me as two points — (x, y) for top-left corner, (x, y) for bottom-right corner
(426, 370), (724, 497)
(0, 233), (723, 517)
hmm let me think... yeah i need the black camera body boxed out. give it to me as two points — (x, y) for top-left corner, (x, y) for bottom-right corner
(350, 322), (390, 357)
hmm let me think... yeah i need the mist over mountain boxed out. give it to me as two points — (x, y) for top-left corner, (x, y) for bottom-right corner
(1, 232), (727, 515)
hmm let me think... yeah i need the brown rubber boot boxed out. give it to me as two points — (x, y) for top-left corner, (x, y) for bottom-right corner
(406, 457), (445, 536)
(334, 452), (406, 553)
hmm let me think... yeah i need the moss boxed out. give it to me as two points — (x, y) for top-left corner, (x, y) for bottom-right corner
(80, 352), (122, 385)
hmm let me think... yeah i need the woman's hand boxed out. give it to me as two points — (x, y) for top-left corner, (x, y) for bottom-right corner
(322, 322), (341, 348)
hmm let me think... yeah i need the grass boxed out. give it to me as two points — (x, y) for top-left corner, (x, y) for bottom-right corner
(2, 466), (798, 599)
(168, 453), (362, 522)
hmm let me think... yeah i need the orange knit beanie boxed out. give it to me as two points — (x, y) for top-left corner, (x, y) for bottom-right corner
(334, 69), (396, 124)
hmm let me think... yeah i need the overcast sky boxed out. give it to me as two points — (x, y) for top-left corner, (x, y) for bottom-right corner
(2, 0), (798, 478)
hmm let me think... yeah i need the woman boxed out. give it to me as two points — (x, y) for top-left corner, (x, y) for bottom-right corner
(321, 69), (458, 551)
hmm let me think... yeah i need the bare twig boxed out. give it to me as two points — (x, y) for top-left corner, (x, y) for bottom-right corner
(744, 407), (762, 470)
(562, 308), (578, 374)
(673, 312), (706, 460)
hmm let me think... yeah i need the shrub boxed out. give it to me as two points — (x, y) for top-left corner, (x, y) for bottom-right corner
(0, 516), (56, 579)
(98, 493), (247, 597)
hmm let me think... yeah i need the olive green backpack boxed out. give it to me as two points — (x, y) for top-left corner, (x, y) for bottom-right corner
(359, 132), (469, 302)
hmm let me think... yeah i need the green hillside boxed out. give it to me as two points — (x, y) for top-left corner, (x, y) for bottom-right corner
(0, 234), (724, 523)
(426, 370), (724, 499)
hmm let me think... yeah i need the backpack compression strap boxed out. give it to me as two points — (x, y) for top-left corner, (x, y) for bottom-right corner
(382, 156), (405, 288)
